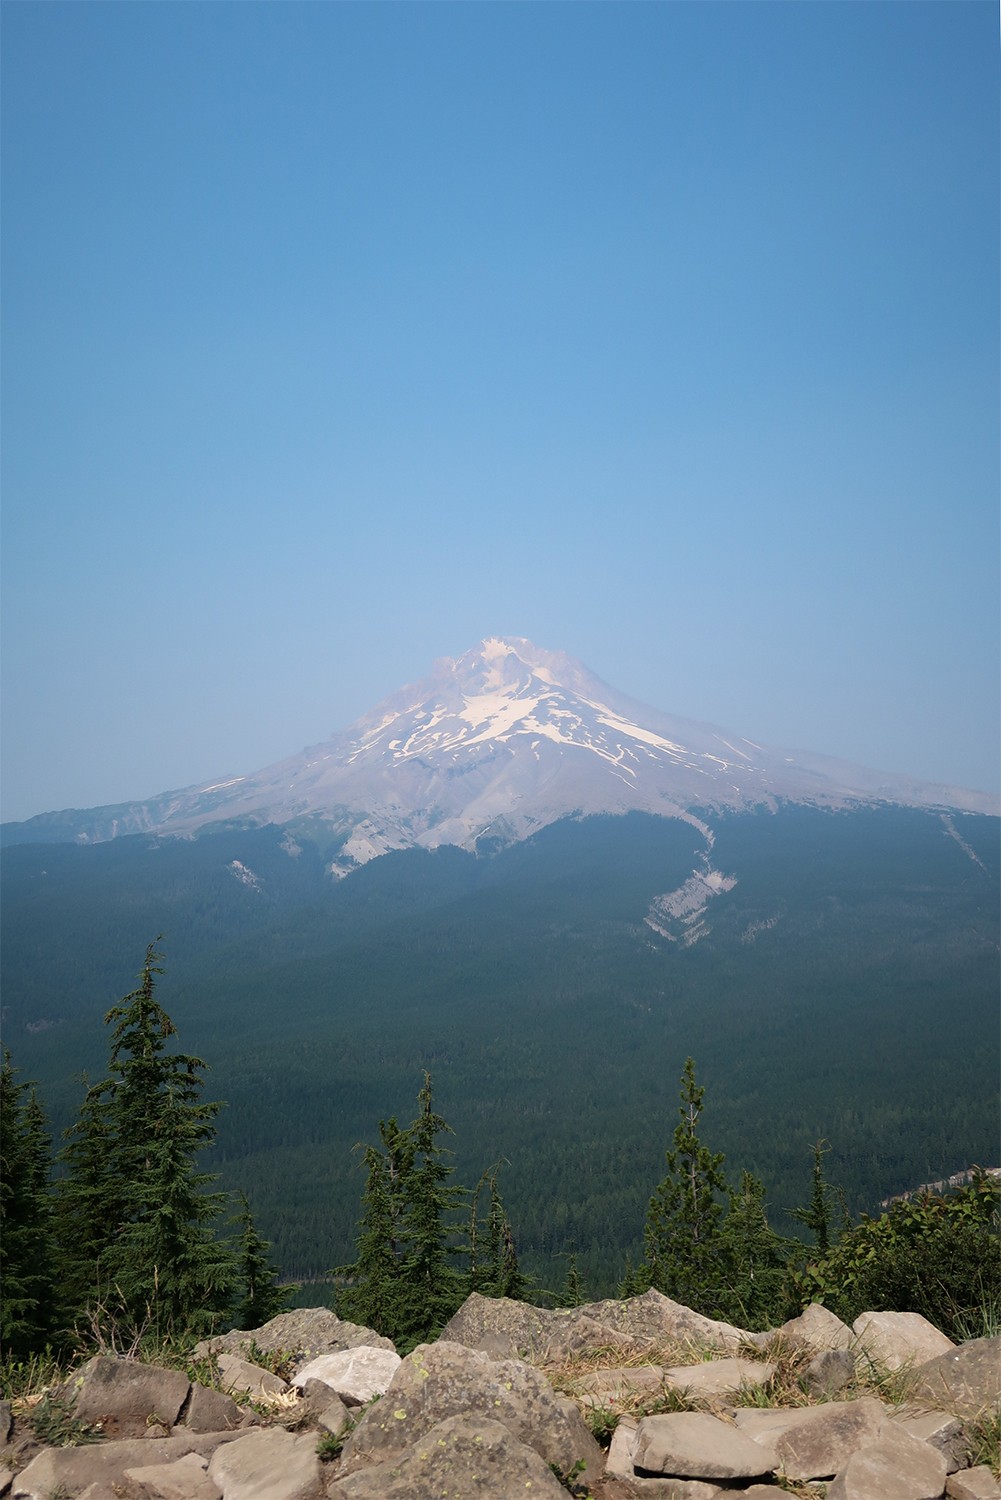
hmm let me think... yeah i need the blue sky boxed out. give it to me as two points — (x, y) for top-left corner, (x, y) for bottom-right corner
(3, 1), (998, 822)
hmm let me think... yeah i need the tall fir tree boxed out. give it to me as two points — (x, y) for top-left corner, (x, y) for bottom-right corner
(1, 1054), (58, 1356)
(643, 1057), (729, 1315)
(57, 942), (235, 1336)
(232, 1193), (293, 1330)
(717, 1170), (790, 1329)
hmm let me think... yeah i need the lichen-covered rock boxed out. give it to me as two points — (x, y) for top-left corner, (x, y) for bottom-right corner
(196, 1307), (395, 1364)
(329, 1413), (571, 1499)
(339, 1339), (601, 1486)
(438, 1291), (555, 1355)
(576, 1289), (750, 1352)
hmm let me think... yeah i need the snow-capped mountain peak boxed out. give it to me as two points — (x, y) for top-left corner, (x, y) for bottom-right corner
(4, 637), (996, 858)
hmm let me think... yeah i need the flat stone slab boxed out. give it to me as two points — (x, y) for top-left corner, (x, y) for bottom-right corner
(734, 1397), (888, 1481)
(826, 1419), (949, 1500)
(634, 1411), (779, 1479)
(946, 1469), (1001, 1499)
(216, 1352), (288, 1400)
(292, 1347), (401, 1403)
(892, 1405), (966, 1472)
(11, 1430), (245, 1500)
(124, 1449), (223, 1499)
(63, 1356), (191, 1436)
(207, 1427), (323, 1500)
(853, 1311), (955, 1372)
(573, 1364), (667, 1405)
(664, 1356), (776, 1395)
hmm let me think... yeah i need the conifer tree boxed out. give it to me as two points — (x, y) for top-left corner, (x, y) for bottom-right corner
(58, 941), (235, 1336)
(718, 1170), (789, 1328)
(232, 1193), (293, 1330)
(790, 1140), (840, 1253)
(395, 1073), (465, 1342)
(1, 1054), (58, 1356)
(643, 1057), (728, 1314)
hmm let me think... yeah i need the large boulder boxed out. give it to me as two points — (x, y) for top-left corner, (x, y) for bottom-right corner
(60, 1356), (191, 1438)
(734, 1398), (887, 1481)
(11, 1431), (245, 1500)
(826, 1419), (948, 1500)
(908, 1338), (1001, 1419)
(215, 1352), (288, 1401)
(575, 1289), (750, 1352)
(329, 1413), (572, 1499)
(438, 1292), (554, 1355)
(291, 1348), (401, 1405)
(339, 1339), (601, 1485)
(770, 1302), (855, 1353)
(852, 1311), (955, 1372)
(196, 1308), (394, 1364)
(123, 1450), (222, 1500)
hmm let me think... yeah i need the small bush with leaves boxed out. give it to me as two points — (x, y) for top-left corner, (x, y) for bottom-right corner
(29, 1392), (104, 1447)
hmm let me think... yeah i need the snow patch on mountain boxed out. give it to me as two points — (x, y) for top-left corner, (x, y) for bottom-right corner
(645, 860), (737, 946)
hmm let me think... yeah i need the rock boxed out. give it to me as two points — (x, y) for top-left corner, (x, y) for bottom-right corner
(184, 1381), (246, 1433)
(291, 1347), (401, 1404)
(766, 1302), (854, 1353)
(60, 1356), (191, 1438)
(0, 1401), (11, 1444)
(892, 1406), (967, 1472)
(853, 1311), (955, 1372)
(300, 1379), (351, 1435)
(123, 1449), (223, 1499)
(663, 1356), (776, 1396)
(734, 1397), (887, 1481)
(946, 1469), (1001, 1499)
(573, 1365), (667, 1406)
(0, 1467), (13, 1496)
(329, 1412), (571, 1498)
(215, 1352), (288, 1400)
(10, 1431), (245, 1500)
(909, 1338), (1001, 1419)
(826, 1420), (949, 1500)
(197, 1308), (394, 1362)
(804, 1347), (857, 1396)
(543, 1312), (646, 1362)
(438, 1291), (554, 1355)
(207, 1427), (324, 1500)
(577, 1289), (749, 1352)
(605, 1417), (722, 1496)
(339, 1338), (601, 1486)
(633, 1411), (779, 1479)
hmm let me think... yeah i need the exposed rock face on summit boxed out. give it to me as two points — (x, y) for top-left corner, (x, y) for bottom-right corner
(7, 637), (994, 858)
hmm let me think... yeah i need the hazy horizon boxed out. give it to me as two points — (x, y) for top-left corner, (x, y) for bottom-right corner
(3, 2), (998, 823)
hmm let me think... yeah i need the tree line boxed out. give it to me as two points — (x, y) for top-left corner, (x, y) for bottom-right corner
(3, 941), (997, 1364)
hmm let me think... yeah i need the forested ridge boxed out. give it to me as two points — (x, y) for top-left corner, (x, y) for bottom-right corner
(2, 805), (997, 1294)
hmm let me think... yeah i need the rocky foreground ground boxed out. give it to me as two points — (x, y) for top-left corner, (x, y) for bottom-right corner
(2, 1291), (999, 1499)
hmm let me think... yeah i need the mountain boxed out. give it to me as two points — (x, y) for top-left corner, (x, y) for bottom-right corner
(3, 637), (995, 857)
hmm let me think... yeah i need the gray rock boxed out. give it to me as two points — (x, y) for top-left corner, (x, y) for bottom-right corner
(60, 1356), (191, 1437)
(605, 1417), (722, 1496)
(183, 1381), (246, 1433)
(215, 1352), (288, 1400)
(543, 1311), (646, 1363)
(330, 1412), (571, 1499)
(291, 1347), (400, 1404)
(340, 1338), (601, 1486)
(664, 1356), (775, 1396)
(207, 1427), (324, 1500)
(0, 1466), (13, 1496)
(853, 1311), (955, 1372)
(197, 1307), (394, 1363)
(826, 1420), (949, 1500)
(123, 1449), (223, 1499)
(946, 1468), (1001, 1499)
(11, 1430), (245, 1500)
(892, 1406), (967, 1473)
(0, 1400), (11, 1445)
(768, 1302), (854, 1353)
(573, 1364), (667, 1406)
(577, 1289), (750, 1353)
(438, 1291), (554, 1355)
(909, 1338), (1001, 1419)
(803, 1347), (857, 1396)
(633, 1411), (779, 1479)
(733, 1398), (887, 1481)
(300, 1379), (351, 1435)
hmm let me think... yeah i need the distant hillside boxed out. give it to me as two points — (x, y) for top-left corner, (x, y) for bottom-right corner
(3, 803), (997, 1292)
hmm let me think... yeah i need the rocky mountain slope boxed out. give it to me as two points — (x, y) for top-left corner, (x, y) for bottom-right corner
(5, 1295), (999, 1498)
(4, 638), (996, 863)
